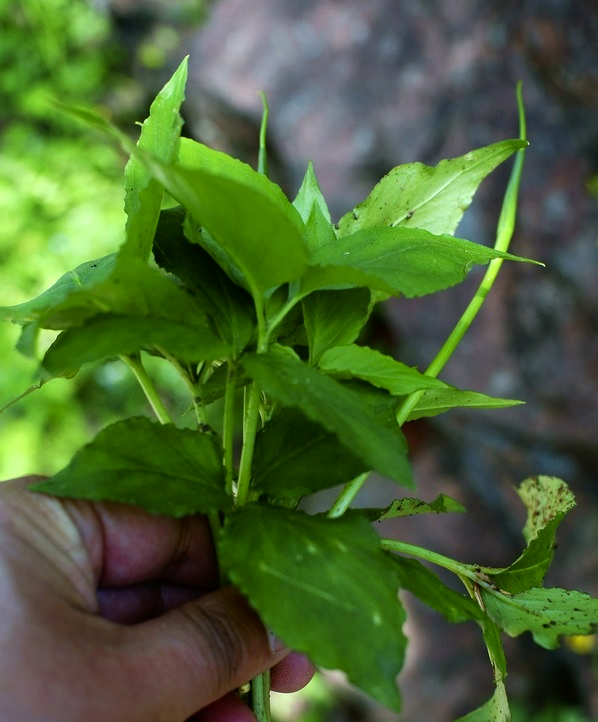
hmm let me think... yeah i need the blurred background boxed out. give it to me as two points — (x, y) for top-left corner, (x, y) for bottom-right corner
(1, 1), (597, 720)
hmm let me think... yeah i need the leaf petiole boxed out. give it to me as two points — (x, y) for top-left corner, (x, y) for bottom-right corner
(223, 362), (237, 497)
(119, 353), (172, 425)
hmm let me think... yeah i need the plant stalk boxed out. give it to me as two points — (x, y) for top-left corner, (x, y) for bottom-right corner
(250, 670), (272, 722)
(222, 363), (237, 497)
(120, 353), (172, 425)
(235, 380), (261, 507)
(327, 472), (370, 518)
(258, 91), (269, 177)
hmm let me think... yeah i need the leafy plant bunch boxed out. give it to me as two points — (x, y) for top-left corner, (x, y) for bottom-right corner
(2, 58), (597, 722)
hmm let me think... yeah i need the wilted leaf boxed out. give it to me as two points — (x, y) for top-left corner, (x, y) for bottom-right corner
(365, 494), (466, 521)
(480, 477), (576, 593)
(481, 586), (598, 649)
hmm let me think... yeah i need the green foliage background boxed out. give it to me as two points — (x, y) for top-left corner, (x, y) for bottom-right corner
(0, 0), (205, 477)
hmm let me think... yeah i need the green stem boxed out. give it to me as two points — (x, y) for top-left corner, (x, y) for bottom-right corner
(327, 473), (370, 518)
(258, 91), (269, 177)
(120, 354), (172, 425)
(158, 349), (205, 425)
(222, 363), (237, 497)
(235, 380), (261, 507)
(380, 538), (474, 579)
(250, 670), (272, 722)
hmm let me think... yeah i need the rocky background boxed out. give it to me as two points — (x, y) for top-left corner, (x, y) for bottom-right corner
(117, 1), (598, 719)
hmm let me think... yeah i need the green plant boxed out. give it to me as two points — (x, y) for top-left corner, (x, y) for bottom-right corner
(1, 58), (596, 722)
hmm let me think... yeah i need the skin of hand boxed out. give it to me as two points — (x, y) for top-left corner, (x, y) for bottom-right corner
(0, 477), (314, 722)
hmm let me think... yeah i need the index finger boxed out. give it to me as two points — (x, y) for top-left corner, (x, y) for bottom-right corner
(66, 495), (220, 588)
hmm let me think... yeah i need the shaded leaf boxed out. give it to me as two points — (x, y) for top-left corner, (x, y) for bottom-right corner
(153, 206), (254, 355)
(390, 555), (481, 624)
(219, 505), (406, 711)
(31, 417), (229, 516)
(406, 387), (523, 420)
(242, 346), (413, 487)
(303, 290), (371, 365)
(301, 226), (537, 299)
(337, 140), (527, 237)
(252, 407), (367, 497)
(42, 314), (228, 378)
(40, 262), (232, 377)
(319, 344), (446, 395)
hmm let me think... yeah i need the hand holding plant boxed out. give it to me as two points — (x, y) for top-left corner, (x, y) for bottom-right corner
(1, 58), (596, 721)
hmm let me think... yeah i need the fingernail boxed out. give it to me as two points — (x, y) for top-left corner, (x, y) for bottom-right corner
(267, 627), (287, 654)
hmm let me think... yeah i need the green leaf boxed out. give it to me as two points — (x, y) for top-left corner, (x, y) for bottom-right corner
(302, 290), (371, 365)
(319, 344), (447, 395)
(0, 255), (118, 325)
(252, 407), (368, 497)
(293, 162), (336, 253)
(480, 477), (576, 594)
(301, 226), (537, 299)
(454, 686), (511, 722)
(42, 315), (227, 378)
(481, 586), (598, 649)
(153, 206), (254, 355)
(40, 263), (232, 377)
(219, 505), (406, 711)
(31, 417), (229, 516)
(293, 161), (332, 225)
(135, 137), (308, 297)
(364, 494), (466, 521)
(453, 617), (510, 721)
(242, 346), (413, 487)
(390, 555), (481, 624)
(406, 387), (524, 420)
(337, 139), (527, 237)
(120, 56), (187, 263)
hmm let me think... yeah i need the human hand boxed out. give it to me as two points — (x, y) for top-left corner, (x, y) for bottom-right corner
(0, 476), (314, 721)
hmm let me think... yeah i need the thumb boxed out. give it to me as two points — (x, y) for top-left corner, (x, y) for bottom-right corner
(117, 585), (286, 720)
